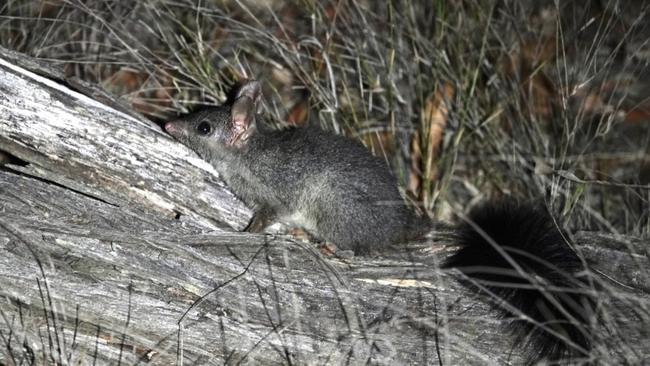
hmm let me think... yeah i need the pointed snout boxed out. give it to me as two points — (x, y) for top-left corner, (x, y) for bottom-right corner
(164, 121), (186, 139)
(164, 121), (178, 134)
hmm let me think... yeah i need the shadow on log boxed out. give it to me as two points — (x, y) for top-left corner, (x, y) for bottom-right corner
(0, 47), (649, 365)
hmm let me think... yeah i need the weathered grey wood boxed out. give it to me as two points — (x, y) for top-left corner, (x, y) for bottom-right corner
(0, 48), (649, 365)
(0, 169), (499, 365)
(2, 169), (649, 366)
(0, 46), (251, 232)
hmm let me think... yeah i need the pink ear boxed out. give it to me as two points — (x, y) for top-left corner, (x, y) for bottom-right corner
(232, 97), (254, 130)
(229, 80), (262, 147)
(235, 80), (262, 104)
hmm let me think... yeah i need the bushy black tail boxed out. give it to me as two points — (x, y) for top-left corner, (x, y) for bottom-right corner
(443, 201), (595, 365)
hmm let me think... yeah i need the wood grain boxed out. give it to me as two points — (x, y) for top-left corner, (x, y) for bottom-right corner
(0, 47), (648, 365)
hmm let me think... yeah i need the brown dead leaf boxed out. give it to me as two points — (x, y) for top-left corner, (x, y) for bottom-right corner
(569, 78), (649, 123)
(105, 68), (145, 94)
(287, 99), (309, 126)
(104, 68), (177, 118)
(324, 2), (341, 21)
(153, 73), (175, 108)
(625, 100), (650, 123)
(408, 135), (423, 196)
(409, 82), (455, 200)
(503, 36), (558, 119)
(359, 130), (396, 158)
(37, 0), (65, 18)
(208, 24), (229, 50)
(580, 93), (606, 116)
(520, 35), (556, 65)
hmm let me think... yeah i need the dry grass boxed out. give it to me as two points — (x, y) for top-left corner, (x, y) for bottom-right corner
(2, 0), (649, 235)
(1, 0), (649, 363)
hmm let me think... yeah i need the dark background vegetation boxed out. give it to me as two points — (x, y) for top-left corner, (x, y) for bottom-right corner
(2, 0), (649, 235)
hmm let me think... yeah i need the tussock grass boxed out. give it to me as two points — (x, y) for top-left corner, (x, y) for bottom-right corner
(1, 0), (649, 364)
(3, 0), (648, 233)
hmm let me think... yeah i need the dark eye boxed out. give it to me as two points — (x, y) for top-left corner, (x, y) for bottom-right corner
(196, 121), (211, 135)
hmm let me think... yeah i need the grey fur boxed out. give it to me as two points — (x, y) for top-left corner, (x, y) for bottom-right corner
(164, 81), (596, 363)
(164, 81), (426, 253)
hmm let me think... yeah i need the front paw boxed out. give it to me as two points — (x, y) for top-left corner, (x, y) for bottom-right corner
(244, 214), (268, 233)
(318, 242), (355, 259)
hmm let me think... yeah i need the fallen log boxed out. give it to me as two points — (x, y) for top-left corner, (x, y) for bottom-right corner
(0, 47), (648, 365)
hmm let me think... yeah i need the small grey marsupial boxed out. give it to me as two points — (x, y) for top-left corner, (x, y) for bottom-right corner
(164, 80), (596, 365)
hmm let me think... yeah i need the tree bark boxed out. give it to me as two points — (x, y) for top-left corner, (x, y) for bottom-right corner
(0, 47), (648, 365)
